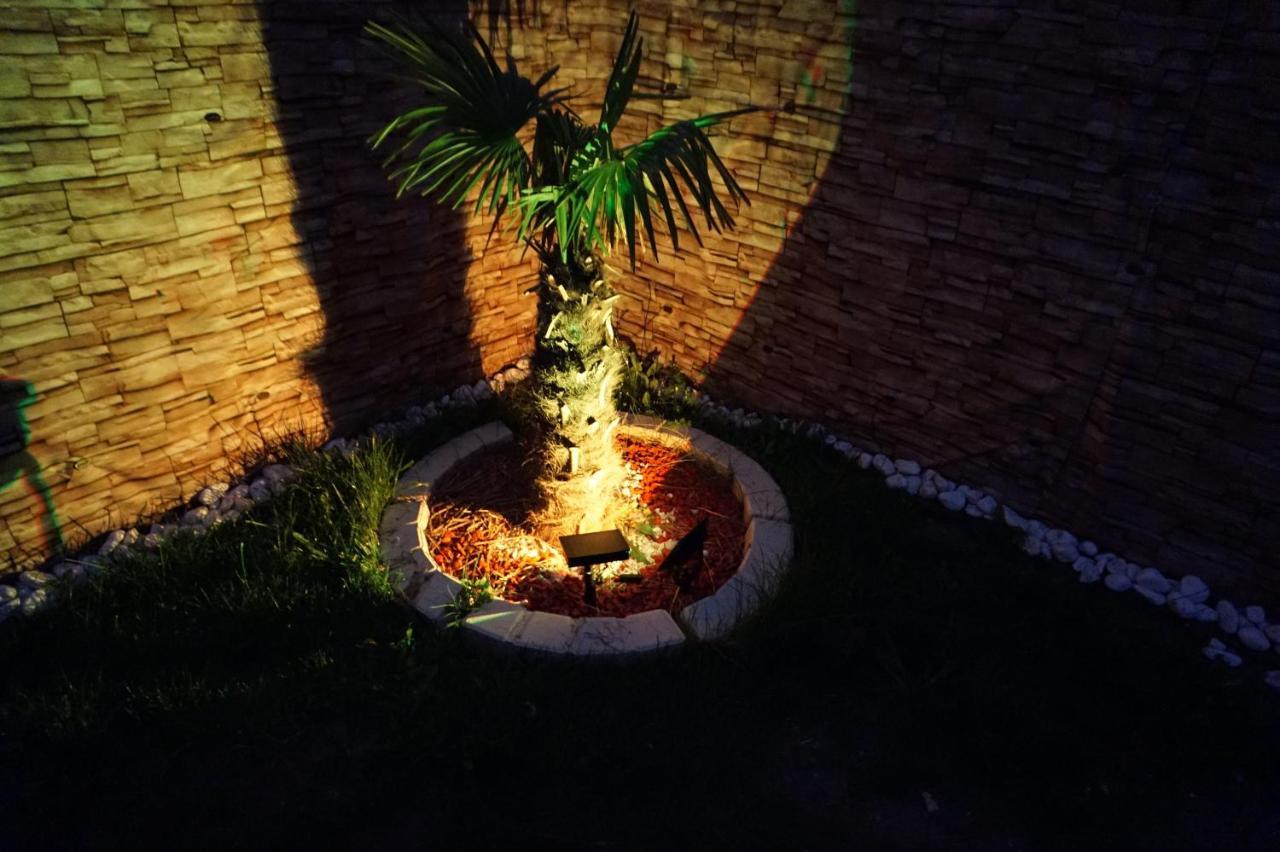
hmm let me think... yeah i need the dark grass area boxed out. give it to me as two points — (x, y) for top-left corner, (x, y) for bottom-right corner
(2, 397), (1278, 851)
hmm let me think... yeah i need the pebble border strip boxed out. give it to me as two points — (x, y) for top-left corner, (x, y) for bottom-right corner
(379, 415), (794, 656)
(693, 395), (1280, 691)
(4, 360), (1276, 690)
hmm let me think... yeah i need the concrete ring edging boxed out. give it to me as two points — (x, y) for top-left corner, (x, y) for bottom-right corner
(378, 416), (793, 657)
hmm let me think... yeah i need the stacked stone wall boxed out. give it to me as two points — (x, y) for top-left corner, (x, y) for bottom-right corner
(2, 0), (1276, 592)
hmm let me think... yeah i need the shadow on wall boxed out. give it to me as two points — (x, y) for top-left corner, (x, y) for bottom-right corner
(0, 378), (62, 562)
(254, 1), (485, 434)
(694, 1), (1275, 587)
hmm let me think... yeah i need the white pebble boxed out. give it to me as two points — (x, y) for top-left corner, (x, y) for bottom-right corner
(872, 454), (895, 476)
(1133, 585), (1166, 606)
(1104, 573), (1133, 592)
(939, 490), (966, 511)
(1246, 606), (1266, 625)
(1217, 601), (1240, 634)
(1080, 540), (1098, 557)
(885, 473), (906, 491)
(1134, 567), (1173, 595)
(182, 506), (209, 527)
(98, 529), (126, 556)
(977, 495), (997, 515)
(895, 459), (921, 476)
(1238, 625), (1271, 653)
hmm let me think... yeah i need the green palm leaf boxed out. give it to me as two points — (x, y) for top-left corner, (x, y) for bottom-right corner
(365, 16), (567, 213)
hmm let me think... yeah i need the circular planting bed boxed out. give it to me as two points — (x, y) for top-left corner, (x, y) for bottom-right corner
(379, 415), (793, 657)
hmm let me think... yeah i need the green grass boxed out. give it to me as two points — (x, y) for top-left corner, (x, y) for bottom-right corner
(1, 397), (1277, 851)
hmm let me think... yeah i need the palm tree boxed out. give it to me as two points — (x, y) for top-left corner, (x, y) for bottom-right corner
(366, 11), (754, 536)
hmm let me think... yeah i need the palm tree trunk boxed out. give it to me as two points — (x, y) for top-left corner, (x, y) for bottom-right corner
(531, 252), (629, 536)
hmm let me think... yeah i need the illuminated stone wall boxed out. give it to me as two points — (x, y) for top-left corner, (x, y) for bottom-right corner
(0, 0), (541, 566)
(603, 1), (1280, 592)
(2, 0), (1276, 592)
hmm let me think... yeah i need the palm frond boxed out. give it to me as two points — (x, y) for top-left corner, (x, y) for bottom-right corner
(365, 16), (567, 213)
(599, 12), (644, 136)
(517, 107), (756, 269)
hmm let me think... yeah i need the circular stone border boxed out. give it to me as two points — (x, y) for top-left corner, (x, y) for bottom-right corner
(378, 415), (794, 657)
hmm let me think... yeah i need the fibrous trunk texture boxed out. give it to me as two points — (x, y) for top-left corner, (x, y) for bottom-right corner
(531, 252), (628, 537)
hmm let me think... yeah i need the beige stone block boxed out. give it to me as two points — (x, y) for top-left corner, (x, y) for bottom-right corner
(208, 129), (265, 161)
(0, 189), (66, 222)
(24, 136), (91, 163)
(177, 20), (260, 47)
(0, 277), (55, 311)
(219, 82), (261, 120)
(168, 83), (220, 113)
(31, 78), (105, 99)
(95, 153), (159, 177)
(220, 51), (267, 83)
(80, 245), (147, 279)
(156, 68), (204, 89)
(128, 24), (180, 50)
(0, 68), (33, 99)
(0, 98), (88, 131)
(78, 276), (126, 295)
(67, 205), (176, 246)
(0, 220), (71, 258)
(126, 167), (180, 200)
(0, 33), (59, 55)
(177, 158), (262, 200)
(0, 313), (68, 353)
(173, 203), (235, 236)
(66, 182), (134, 218)
(0, 301), (62, 328)
(97, 53), (154, 81)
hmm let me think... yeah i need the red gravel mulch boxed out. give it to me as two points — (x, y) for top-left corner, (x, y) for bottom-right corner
(425, 433), (746, 617)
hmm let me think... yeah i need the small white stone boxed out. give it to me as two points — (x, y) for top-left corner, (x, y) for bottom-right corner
(1080, 540), (1098, 557)
(1246, 606), (1266, 625)
(249, 479), (272, 502)
(1026, 520), (1047, 540)
(1022, 535), (1042, 556)
(123, 528), (140, 546)
(905, 475), (921, 496)
(1223, 652), (1243, 667)
(261, 464), (295, 485)
(182, 506), (209, 527)
(0, 585), (17, 603)
(885, 473), (907, 490)
(872, 454), (895, 476)
(939, 490), (966, 511)
(1133, 585), (1166, 606)
(1209, 637), (1227, 651)
(964, 504), (983, 517)
(833, 440), (854, 457)
(895, 459), (921, 476)
(1045, 529), (1079, 563)
(977, 495), (997, 515)
(1072, 556), (1095, 574)
(1134, 567), (1173, 595)
(99, 529), (126, 556)
(1192, 604), (1218, 623)
(919, 482), (937, 499)
(472, 378), (491, 399)
(1217, 601), (1240, 634)
(1078, 560), (1103, 584)
(1104, 573), (1133, 592)
(1177, 575), (1210, 604)
(1002, 505), (1028, 530)
(197, 483), (228, 507)
(21, 587), (51, 616)
(857, 453), (872, 469)
(1238, 625), (1271, 653)
(1171, 596), (1199, 619)
(18, 571), (52, 592)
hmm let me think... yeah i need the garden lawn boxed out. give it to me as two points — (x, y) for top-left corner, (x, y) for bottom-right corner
(2, 398), (1277, 851)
